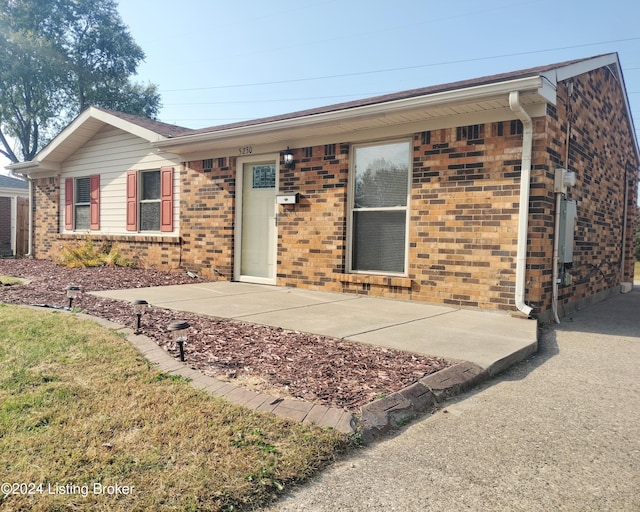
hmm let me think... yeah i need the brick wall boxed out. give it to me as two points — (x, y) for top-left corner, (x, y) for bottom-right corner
(265, 129), (536, 310)
(408, 124), (531, 310)
(179, 158), (236, 280)
(277, 144), (349, 291)
(32, 177), (60, 258)
(533, 66), (639, 316)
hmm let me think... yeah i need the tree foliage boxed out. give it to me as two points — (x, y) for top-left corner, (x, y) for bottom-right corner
(0, 0), (161, 163)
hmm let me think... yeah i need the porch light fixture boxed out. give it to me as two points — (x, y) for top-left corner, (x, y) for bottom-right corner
(65, 285), (81, 309)
(283, 147), (295, 169)
(132, 299), (150, 333)
(168, 320), (190, 362)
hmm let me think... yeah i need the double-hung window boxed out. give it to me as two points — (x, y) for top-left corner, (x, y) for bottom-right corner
(349, 140), (411, 274)
(74, 177), (91, 230)
(64, 175), (100, 231)
(126, 167), (174, 232)
(139, 170), (161, 231)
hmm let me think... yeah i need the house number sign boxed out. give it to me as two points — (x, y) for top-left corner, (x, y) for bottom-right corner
(238, 145), (253, 155)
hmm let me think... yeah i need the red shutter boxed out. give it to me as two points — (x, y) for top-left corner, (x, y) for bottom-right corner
(64, 178), (73, 230)
(126, 171), (137, 231)
(160, 166), (174, 232)
(90, 174), (100, 230)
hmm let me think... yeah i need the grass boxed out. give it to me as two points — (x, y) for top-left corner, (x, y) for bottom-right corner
(635, 260), (639, 278)
(0, 305), (350, 511)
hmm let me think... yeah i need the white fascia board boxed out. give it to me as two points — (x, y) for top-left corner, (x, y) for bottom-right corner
(5, 160), (60, 175)
(89, 108), (169, 143)
(0, 187), (28, 197)
(33, 107), (97, 162)
(5, 161), (40, 172)
(548, 53), (619, 83)
(154, 76), (546, 151)
(32, 107), (168, 164)
(544, 53), (639, 161)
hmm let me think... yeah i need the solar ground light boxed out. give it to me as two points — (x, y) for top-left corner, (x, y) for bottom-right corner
(132, 299), (150, 333)
(168, 320), (190, 362)
(65, 285), (81, 309)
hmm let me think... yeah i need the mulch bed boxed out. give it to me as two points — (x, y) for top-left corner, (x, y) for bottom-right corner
(0, 259), (450, 410)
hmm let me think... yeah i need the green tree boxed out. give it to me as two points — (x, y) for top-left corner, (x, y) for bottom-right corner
(0, 0), (160, 163)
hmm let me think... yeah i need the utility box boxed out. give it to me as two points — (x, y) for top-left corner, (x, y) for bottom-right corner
(558, 199), (577, 263)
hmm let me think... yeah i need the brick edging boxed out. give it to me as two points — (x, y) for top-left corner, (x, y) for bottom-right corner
(73, 312), (356, 435)
(357, 362), (487, 444)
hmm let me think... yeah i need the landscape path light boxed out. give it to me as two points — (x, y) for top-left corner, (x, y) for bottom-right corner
(65, 285), (81, 309)
(132, 299), (150, 333)
(168, 320), (190, 362)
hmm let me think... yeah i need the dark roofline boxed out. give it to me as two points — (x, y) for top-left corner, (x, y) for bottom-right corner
(90, 107), (193, 138)
(0, 174), (28, 189)
(184, 54), (614, 137)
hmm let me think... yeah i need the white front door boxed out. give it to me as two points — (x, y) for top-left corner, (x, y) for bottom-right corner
(235, 156), (277, 284)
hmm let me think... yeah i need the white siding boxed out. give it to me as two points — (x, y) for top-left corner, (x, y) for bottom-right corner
(60, 126), (181, 235)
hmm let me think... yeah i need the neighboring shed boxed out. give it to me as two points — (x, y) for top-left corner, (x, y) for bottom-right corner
(0, 174), (29, 257)
(7, 53), (639, 323)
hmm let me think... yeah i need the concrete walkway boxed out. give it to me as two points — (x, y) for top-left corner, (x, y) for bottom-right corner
(265, 284), (640, 511)
(93, 281), (538, 376)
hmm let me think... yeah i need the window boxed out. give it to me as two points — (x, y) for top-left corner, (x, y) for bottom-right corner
(74, 177), (91, 230)
(140, 170), (161, 231)
(252, 165), (276, 188)
(349, 141), (410, 274)
(126, 167), (174, 232)
(64, 175), (99, 231)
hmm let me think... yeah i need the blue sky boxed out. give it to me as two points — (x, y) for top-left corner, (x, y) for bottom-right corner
(116, 0), (640, 130)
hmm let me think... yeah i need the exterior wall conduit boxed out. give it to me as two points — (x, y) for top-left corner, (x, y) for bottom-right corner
(509, 91), (534, 317)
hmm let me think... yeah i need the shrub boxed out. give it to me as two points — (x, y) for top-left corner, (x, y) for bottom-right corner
(55, 239), (131, 268)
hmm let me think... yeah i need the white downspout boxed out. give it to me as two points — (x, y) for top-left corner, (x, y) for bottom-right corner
(620, 165), (629, 279)
(25, 175), (33, 257)
(509, 91), (534, 317)
(551, 192), (562, 323)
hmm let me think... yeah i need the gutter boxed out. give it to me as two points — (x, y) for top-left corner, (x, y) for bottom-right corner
(153, 76), (546, 151)
(509, 91), (534, 317)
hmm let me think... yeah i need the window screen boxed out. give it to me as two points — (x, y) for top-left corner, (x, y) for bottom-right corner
(75, 177), (90, 230)
(140, 170), (160, 231)
(141, 171), (160, 200)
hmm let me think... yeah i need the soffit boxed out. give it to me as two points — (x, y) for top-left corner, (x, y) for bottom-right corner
(157, 88), (547, 156)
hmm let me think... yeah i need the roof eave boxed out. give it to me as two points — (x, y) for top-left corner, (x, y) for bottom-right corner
(154, 75), (549, 152)
(12, 107), (172, 176)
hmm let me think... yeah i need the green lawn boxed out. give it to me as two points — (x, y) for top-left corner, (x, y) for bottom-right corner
(0, 305), (350, 511)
